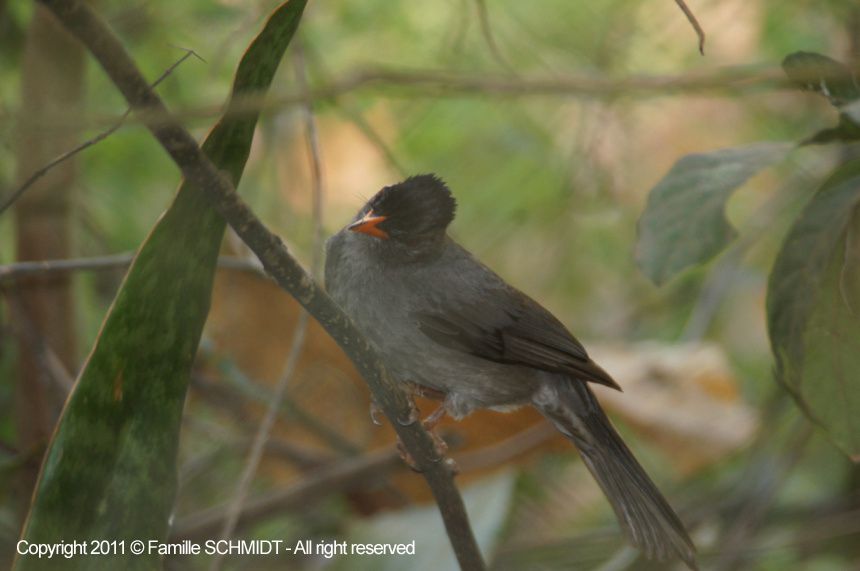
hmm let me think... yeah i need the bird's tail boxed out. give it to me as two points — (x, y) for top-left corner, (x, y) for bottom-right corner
(533, 380), (697, 570)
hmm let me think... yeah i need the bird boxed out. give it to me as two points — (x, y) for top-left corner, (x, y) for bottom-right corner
(324, 174), (697, 569)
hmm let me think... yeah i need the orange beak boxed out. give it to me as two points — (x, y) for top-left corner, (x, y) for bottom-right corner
(348, 210), (389, 239)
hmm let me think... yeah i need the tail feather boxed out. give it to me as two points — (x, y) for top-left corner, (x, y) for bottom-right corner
(533, 380), (697, 570)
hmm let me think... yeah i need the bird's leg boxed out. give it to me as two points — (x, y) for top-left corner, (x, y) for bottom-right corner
(393, 384), (456, 473)
(422, 403), (448, 431)
(411, 385), (450, 457)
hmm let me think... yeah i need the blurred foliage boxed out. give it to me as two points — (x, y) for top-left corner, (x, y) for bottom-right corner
(2, 0), (860, 570)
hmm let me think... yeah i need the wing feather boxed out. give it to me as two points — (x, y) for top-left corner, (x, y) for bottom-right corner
(416, 293), (621, 390)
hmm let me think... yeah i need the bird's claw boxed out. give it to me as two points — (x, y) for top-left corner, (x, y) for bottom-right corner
(396, 399), (421, 426)
(395, 426), (453, 474)
(369, 399), (383, 426)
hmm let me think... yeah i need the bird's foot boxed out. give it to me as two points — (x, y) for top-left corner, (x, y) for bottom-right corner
(368, 393), (422, 427)
(396, 431), (456, 474)
(395, 403), (456, 473)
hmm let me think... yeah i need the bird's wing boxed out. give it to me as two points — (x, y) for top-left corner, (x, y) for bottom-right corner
(415, 292), (621, 391)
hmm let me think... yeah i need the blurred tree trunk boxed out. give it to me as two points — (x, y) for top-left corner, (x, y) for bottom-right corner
(11, 4), (84, 524)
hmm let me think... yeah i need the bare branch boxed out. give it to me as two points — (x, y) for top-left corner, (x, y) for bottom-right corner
(295, 41), (326, 278)
(29, 63), (795, 137)
(190, 366), (362, 456)
(300, 42), (408, 176)
(0, 48), (200, 216)
(3, 293), (74, 392)
(711, 422), (813, 570)
(0, 254), (265, 285)
(172, 447), (402, 541)
(454, 421), (556, 473)
(474, 0), (515, 72)
(175, 420), (561, 542)
(156, 64), (790, 123)
(674, 0), (706, 55)
(39, 1), (486, 568)
(211, 312), (311, 571)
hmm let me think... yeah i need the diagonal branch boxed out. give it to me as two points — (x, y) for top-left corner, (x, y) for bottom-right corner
(37, 1), (486, 569)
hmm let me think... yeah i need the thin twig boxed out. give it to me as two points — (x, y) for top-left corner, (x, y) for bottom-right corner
(454, 421), (556, 473)
(169, 63), (789, 119)
(39, 63), (797, 137)
(210, 313), (310, 571)
(175, 420), (559, 542)
(41, 1), (485, 567)
(3, 293), (74, 392)
(210, 38), (328, 571)
(0, 48), (201, 216)
(711, 421), (813, 570)
(474, 0), (516, 73)
(0, 253), (266, 285)
(680, 183), (799, 341)
(295, 41), (325, 278)
(336, 105), (410, 176)
(301, 41), (408, 176)
(177, 420), (563, 542)
(674, 0), (706, 55)
(192, 361), (362, 455)
(172, 447), (402, 541)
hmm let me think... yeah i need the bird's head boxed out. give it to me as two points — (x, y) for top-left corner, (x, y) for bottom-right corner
(348, 175), (457, 248)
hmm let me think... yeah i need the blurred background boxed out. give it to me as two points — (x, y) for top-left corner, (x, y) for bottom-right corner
(1, 0), (859, 569)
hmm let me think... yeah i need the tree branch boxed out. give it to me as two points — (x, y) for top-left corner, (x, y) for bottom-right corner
(172, 447), (402, 541)
(474, 0), (515, 72)
(674, 0), (706, 55)
(37, 0), (485, 568)
(28, 63), (797, 137)
(0, 254), (266, 285)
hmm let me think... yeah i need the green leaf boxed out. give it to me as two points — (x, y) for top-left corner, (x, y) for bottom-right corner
(636, 142), (792, 285)
(782, 51), (860, 108)
(15, 2), (306, 570)
(767, 158), (860, 459)
(782, 52), (860, 144)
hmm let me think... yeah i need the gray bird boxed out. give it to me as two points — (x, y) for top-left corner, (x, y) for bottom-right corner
(325, 174), (697, 569)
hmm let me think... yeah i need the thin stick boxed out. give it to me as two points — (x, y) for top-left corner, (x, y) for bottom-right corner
(173, 447), (402, 541)
(475, 0), (515, 72)
(3, 293), (74, 392)
(674, 0), (706, 55)
(41, 63), (795, 136)
(0, 48), (201, 216)
(0, 254), (266, 285)
(300, 41), (408, 176)
(175, 422), (558, 542)
(295, 41), (326, 278)
(209, 313), (310, 571)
